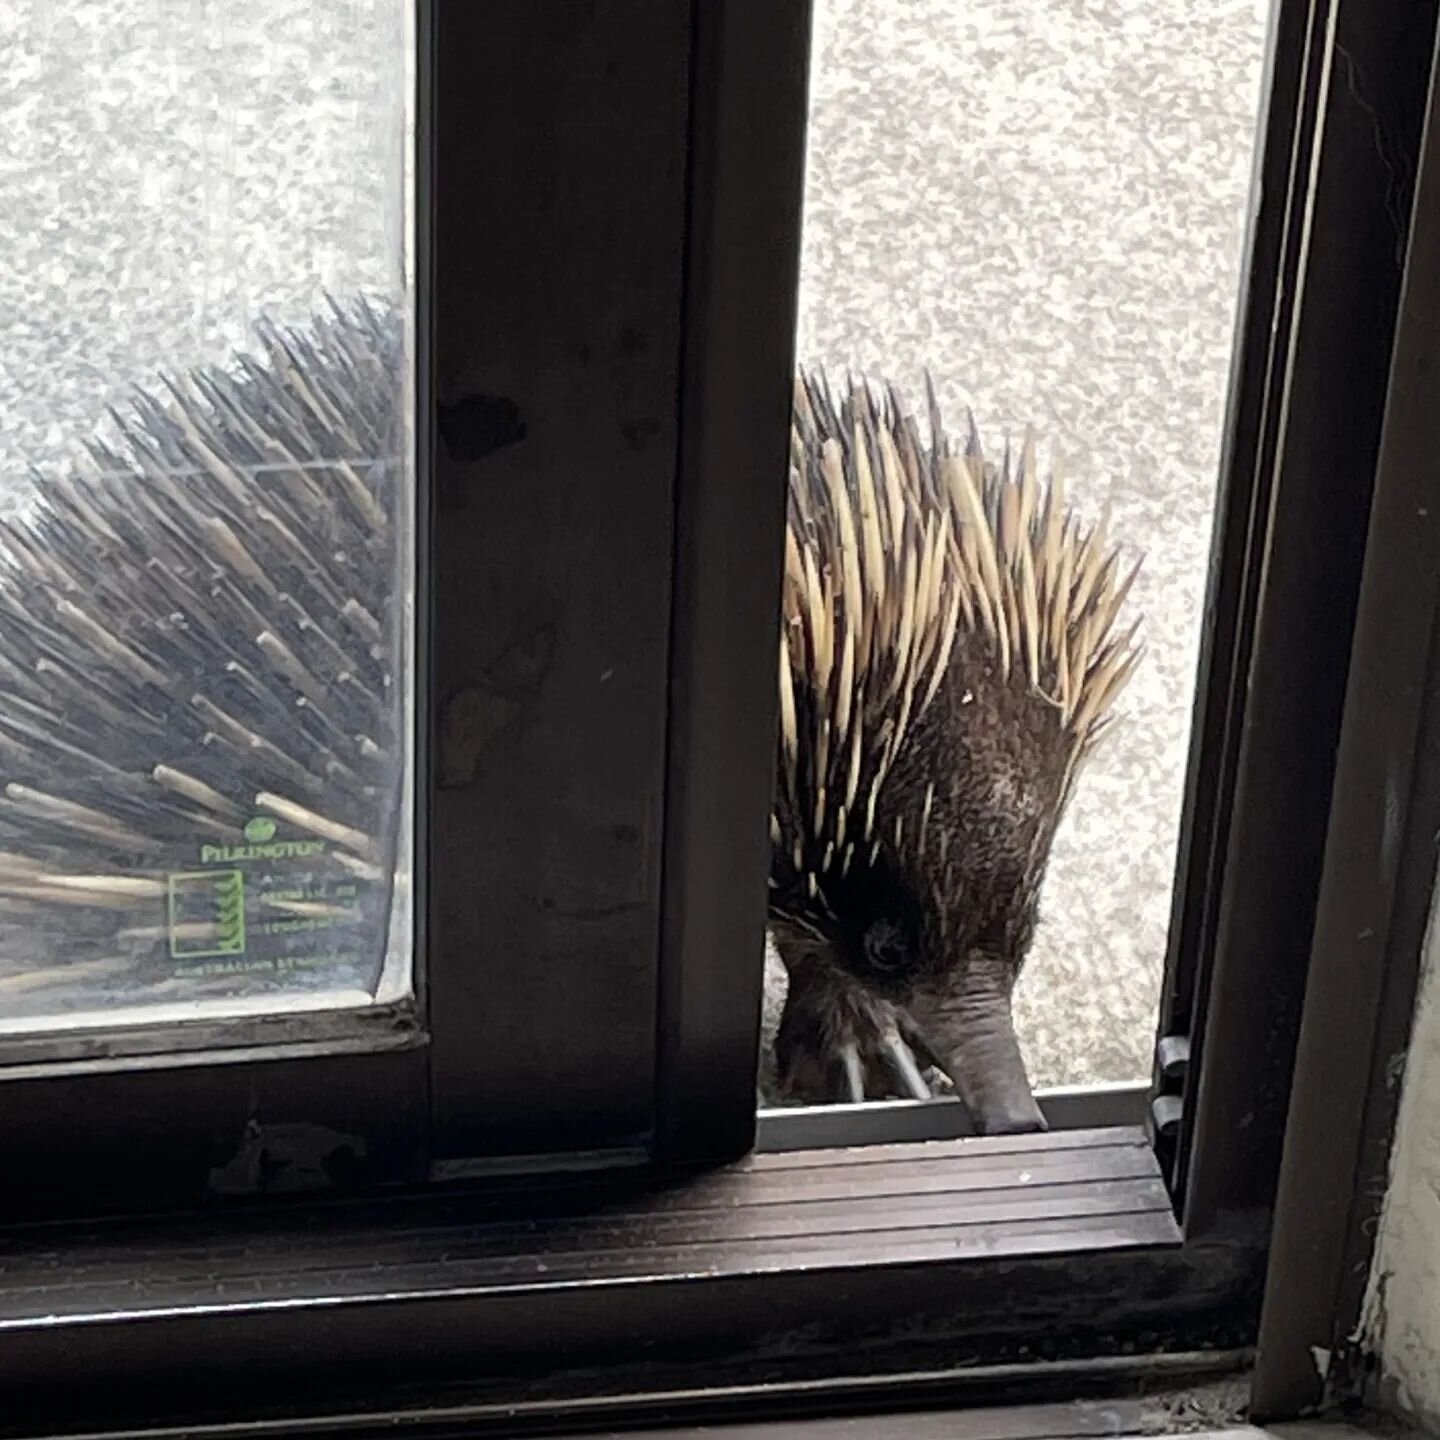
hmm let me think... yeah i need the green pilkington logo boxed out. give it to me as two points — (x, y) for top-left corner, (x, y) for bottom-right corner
(168, 869), (247, 959)
(165, 814), (353, 960)
(199, 814), (324, 865)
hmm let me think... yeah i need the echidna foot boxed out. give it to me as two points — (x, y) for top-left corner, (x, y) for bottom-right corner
(774, 959), (937, 1104)
(835, 1035), (928, 1102)
(837, 1040), (865, 1102)
(880, 1028), (930, 1100)
(816, 1023), (933, 1104)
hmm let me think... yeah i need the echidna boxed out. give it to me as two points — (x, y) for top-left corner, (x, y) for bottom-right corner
(0, 297), (406, 1011)
(767, 371), (1141, 1132)
(0, 299), (1138, 1134)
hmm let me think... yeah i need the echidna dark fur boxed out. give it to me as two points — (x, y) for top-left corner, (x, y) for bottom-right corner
(0, 295), (406, 1002)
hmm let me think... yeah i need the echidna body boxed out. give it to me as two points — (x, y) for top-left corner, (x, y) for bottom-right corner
(0, 300), (1138, 1118)
(769, 371), (1141, 1130)
(0, 298), (406, 1007)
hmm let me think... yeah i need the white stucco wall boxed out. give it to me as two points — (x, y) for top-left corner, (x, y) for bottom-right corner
(1362, 857), (1440, 1430)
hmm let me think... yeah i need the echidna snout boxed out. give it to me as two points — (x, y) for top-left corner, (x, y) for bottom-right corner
(767, 369), (1142, 1126)
(773, 938), (1045, 1134)
(903, 957), (1047, 1135)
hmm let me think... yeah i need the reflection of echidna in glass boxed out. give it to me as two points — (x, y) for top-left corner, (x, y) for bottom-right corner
(0, 298), (407, 1006)
(0, 299), (1139, 1123)
(769, 373), (1142, 1131)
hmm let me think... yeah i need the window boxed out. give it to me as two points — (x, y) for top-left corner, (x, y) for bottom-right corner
(0, 0), (1436, 1433)
(0, 0), (417, 1051)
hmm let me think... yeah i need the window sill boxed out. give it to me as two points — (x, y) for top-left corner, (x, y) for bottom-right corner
(3, 1127), (1175, 1304)
(0, 1123), (1254, 1434)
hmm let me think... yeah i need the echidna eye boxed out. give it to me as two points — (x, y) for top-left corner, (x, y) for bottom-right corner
(862, 917), (908, 974)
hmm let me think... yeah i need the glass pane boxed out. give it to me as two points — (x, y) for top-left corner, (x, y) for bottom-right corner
(0, 1), (415, 1034)
(762, 0), (1270, 1111)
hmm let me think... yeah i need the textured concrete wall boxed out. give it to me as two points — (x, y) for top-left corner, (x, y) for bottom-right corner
(1363, 867), (1440, 1432)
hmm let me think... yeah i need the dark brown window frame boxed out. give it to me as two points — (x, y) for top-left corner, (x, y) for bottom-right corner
(1152, 0), (1438, 1220)
(0, 0), (1437, 1434)
(1252, 8), (1440, 1413)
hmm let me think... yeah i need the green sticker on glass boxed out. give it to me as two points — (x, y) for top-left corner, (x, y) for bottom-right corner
(164, 813), (374, 981)
(167, 868), (247, 959)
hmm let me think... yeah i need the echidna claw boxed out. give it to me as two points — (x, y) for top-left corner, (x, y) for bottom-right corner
(839, 1041), (866, 1104)
(882, 1031), (931, 1101)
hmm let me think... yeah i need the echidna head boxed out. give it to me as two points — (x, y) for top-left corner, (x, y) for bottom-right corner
(770, 854), (1047, 1134)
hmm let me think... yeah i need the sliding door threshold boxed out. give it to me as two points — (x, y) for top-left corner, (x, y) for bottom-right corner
(758, 1080), (1151, 1150)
